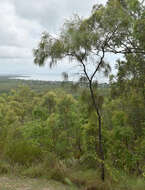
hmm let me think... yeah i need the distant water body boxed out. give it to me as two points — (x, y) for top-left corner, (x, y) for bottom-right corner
(7, 73), (80, 82)
(9, 73), (64, 81)
(0, 73), (107, 83)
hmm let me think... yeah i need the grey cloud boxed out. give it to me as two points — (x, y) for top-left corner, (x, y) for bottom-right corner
(0, 0), (44, 59)
(0, 46), (32, 59)
(13, 0), (66, 32)
(0, 0), (109, 78)
(13, 0), (105, 32)
(0, 0), (106, 60)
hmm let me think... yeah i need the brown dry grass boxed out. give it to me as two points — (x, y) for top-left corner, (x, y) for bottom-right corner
(0, 176), (70, 190)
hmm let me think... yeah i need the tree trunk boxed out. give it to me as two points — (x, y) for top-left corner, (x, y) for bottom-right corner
(98, 113), (105, 181)
(89, 81), (105, 181)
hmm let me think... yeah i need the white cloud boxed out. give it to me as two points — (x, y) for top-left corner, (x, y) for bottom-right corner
(0, 0), (44, 59)
(0, 0), (108, 78)
(13, 0), (105, 30)
(0, 46), (31, 59)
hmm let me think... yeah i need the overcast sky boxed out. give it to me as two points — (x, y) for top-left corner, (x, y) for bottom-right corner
(0, 0), (119, 81)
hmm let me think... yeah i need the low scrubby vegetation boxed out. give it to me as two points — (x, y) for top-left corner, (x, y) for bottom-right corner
(0, 80), (144, 189)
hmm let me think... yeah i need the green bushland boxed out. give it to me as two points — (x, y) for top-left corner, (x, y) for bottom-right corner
(0, 80), (144, 189)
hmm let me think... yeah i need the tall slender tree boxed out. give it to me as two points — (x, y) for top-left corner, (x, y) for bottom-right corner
(33, 0), (145, 181)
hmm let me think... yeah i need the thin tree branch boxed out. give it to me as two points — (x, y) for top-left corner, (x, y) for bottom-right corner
(90, 47), (105, 81)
